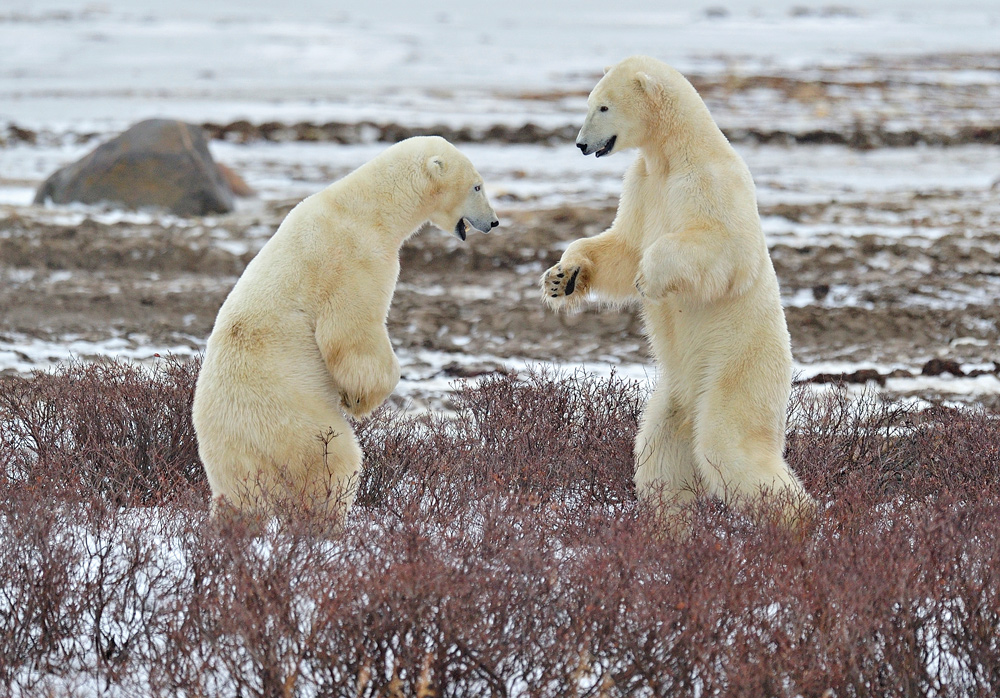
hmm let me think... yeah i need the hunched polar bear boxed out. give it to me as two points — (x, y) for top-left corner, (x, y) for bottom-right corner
(193, 136), (499, 519)
(542, 56), (815, 526)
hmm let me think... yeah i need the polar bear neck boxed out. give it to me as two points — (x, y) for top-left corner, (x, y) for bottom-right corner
(642, 72), (733, 174)
(320, 150), (437, 249)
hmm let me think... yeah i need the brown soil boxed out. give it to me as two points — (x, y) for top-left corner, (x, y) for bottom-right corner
(2, 198), (998, 410)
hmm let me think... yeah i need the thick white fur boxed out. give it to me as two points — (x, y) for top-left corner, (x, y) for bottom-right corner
(543, 56), (815, 525)
(193, 136), (497, 519)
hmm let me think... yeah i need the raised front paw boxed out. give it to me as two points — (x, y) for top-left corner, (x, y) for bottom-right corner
(334, 353), (400, 419)
(541, 262), (588, 310)
(634, 269), (673, 301)
(339, 389), (384, 419)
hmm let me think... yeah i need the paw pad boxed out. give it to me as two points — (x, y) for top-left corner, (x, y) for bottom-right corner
(545, 264), (582, 298)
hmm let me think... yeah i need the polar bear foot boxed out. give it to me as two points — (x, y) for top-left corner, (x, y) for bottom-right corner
(545, 264), (581, 297)
(541, 262), (588, 310)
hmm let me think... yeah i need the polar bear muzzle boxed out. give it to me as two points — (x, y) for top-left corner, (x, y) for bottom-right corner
(454, 216), (499, 241)
(576, 134), (617, 158)
(595, 135), (617, 157)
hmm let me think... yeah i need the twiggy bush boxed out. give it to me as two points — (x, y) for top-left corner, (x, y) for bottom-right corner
(1, 360), (999, 696)
(0, 357), (204, 505)
(355, 368), (643, 513)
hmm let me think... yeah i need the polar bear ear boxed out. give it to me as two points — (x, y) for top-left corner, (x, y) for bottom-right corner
(634, 71), (657, 93)
(603, 65), (612, 75)
(426, 155), (446, 178)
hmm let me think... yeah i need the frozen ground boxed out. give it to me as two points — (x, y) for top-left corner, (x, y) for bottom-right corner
(1, 0), (999, 409)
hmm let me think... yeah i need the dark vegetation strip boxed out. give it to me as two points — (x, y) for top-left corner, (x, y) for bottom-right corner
(2, 358), (1000, 696)
(5, 120), (1000, 150)
(801, 357), (1000, 388)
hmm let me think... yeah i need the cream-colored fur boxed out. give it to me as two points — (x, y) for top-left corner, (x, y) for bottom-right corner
(543, 56), (815, 526)
(193, 136), (498, 519)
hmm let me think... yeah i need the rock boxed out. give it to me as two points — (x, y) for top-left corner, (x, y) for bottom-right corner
(34, 118), (235, 216)
(921, 358), (964, 377)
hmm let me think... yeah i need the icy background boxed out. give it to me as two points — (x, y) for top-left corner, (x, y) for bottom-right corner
(4, 0), (1000, 130)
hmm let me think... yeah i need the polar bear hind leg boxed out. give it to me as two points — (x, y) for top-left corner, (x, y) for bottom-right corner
(691, 386), (815, 527)
(203, 393), (362, 524)
(634, 385), (701, 509)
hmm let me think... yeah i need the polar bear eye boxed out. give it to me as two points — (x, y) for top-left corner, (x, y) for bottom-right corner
(474, 184), (482, 192)
(599, 105), (609, 112)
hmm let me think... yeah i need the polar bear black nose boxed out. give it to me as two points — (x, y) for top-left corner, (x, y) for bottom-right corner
(491, 219), (499, 229)
(576, 142), (588, 154)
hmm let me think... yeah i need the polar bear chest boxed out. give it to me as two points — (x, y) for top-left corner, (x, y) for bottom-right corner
(625, 165), (696, 250)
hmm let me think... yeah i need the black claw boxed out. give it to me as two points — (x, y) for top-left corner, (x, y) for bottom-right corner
(551, 294), (558, 298)
(565, 268), (580, 295)
(556, 273), (564, 278)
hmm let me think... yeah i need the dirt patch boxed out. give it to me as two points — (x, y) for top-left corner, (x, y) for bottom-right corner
(1, 197), (997, 405)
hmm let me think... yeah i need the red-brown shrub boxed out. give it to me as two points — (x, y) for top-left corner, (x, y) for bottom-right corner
(0, 357), (205, 505)
(355, 367), (643, 512)
(1, 360), (999, 696)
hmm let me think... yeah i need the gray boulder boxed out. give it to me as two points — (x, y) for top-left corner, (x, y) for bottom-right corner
(34, 118), (235, 216)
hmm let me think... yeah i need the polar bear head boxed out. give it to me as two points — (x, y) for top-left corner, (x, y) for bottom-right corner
(576, 55), (684, 158)
(419, 137), (499, 241)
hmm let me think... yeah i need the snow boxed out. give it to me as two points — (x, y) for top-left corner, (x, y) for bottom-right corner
(0, 333), (201, 375)
(4, 0), (1000, 131)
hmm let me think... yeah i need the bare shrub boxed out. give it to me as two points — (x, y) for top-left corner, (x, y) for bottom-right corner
(0, 485), (81, 692)
(0, 357), (205, 505)
(787, 386), (1000, 506)
(2, 363), (1000, 696)
(355, 367), (643, 512)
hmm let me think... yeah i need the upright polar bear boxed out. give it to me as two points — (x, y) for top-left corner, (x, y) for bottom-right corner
(543, 56), (815, 526)
(193, 136), (498, 519)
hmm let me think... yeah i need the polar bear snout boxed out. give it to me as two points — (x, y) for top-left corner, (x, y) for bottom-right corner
(454, 215), (500, 241)
(576, 135), (617, 157)
(464, 215), (501, 235)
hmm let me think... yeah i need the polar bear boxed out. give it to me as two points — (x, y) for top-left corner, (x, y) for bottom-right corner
(542, 56), (814, 526)
(193, 136), (498, 520)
